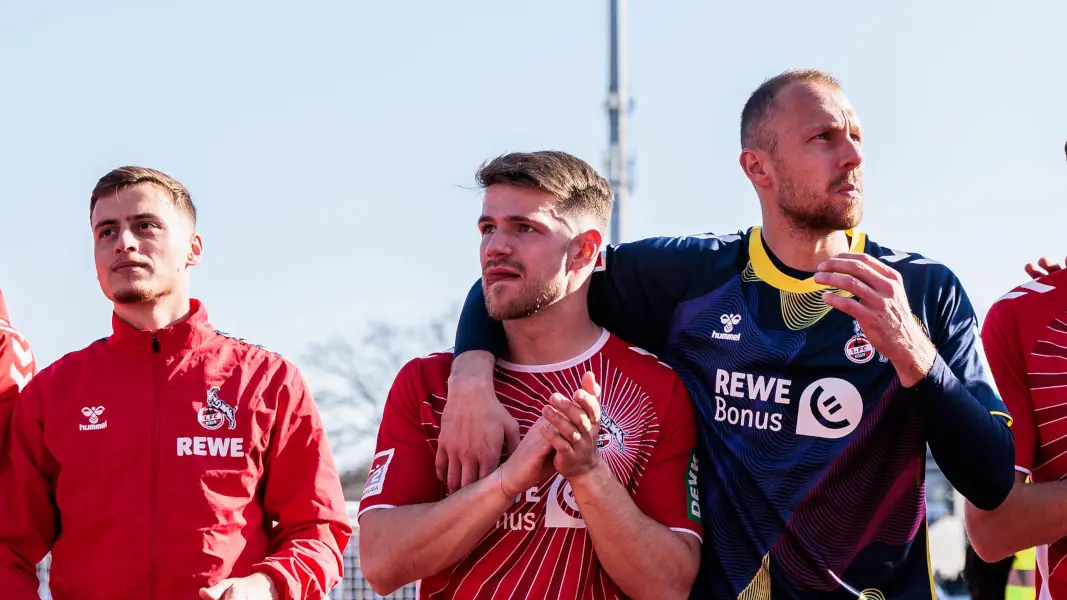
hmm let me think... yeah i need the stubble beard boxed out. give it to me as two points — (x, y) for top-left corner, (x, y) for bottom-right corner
(485, 276), (565, 321)
(111, 280), (168, 305)
(777, 170), (863, 234)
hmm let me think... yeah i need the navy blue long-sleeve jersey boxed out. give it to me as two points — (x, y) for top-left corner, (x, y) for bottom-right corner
(456, 226), (1015, 600)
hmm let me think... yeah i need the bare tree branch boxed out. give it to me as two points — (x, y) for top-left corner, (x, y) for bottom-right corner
(303, 303), (460, 481)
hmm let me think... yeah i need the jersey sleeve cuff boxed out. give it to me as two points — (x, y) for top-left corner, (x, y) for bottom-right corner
(1015, 465), (1033, 477)
(670, 527), (703, 544)
(356, 504), (397, 520)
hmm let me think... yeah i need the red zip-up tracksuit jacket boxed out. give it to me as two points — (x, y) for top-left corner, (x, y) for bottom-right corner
(0, 299), (352, 600)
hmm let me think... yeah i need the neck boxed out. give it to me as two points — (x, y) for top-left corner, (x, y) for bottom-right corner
(113, 294), (193, 331)
(501, 292), (604, 367)
(760, 209), (852, 273)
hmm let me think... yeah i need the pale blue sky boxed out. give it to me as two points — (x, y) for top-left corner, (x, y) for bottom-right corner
(3, 0), (1066, 383)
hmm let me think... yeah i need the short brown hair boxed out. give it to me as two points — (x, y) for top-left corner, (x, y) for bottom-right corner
(89, 166), (196, 223)
(740, 69), (842, 151)
(476, 151), (613, 229)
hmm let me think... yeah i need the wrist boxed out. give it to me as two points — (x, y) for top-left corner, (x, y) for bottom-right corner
(494, 465), (521, 506)
(448, 351), (496, 393)
(894, 339), (938, 388)
(567, 461), (612, 497)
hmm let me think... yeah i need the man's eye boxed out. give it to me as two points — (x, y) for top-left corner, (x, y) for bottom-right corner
(518, 224), (535, 233)
(481, 225), (495, 235)
(97, 228), (113, 239)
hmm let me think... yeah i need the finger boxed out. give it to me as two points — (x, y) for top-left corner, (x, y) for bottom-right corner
(1025, 263), (1043, 279)
(581, 371), (601, 400)
(446, 450), (462, 494)
(543, 404), (583, 444)
(551, 393), (595, 435)
(460, 456), (480, 489)
(1038, 256), (1056, 271)
(570, 389), (601, 428)
(434, 444), (449, 484)
(816, 257), (894, 295)
(821, 292), (875, 322)
(827, 252), (901, 282)
(813, 271), (883, 305)
(540, 425), (576, 454)
(503, 416), (521, 457)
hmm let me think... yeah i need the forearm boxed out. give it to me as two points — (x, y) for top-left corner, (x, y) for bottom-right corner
(966, 478), (1067, 561)
(918, 356), (1015, 510)
(454, 280), (508, 356)
(569, 464), (699, 600)
(359, 469), (513, 594)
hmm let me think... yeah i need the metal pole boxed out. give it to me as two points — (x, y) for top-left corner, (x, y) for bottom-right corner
(606, 0), (631, 245)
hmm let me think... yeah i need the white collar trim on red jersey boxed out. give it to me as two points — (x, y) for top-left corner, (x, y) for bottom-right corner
(497, 328), (609, 373)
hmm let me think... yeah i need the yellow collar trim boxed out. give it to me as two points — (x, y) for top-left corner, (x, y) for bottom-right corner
(749, 226), (867, 294)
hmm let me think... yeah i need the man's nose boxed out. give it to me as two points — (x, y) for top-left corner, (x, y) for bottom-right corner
(113, 228), (137, 254)
(484, 231), (511, 257)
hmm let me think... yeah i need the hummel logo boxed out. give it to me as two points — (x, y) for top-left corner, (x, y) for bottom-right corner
(713, 314), (742, 341)
(79, 406), (108, 431)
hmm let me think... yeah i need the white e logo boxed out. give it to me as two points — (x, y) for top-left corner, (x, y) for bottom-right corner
(796, 378), (863, 439)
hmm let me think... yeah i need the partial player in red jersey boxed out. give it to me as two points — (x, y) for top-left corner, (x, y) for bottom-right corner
(0, 288), (37, 450)
(965, 268), (1067, 598)
(357, 151), (702, 600)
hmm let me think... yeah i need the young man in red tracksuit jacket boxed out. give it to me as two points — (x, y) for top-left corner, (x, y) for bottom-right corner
(0, 288), (37, 450)
(0, 167), (352, 600)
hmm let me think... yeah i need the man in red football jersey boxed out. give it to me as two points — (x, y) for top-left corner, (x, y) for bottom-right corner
(0, 288), (37, 450)
(963, 141), (1067, 599)
(357, 151), (702, 600)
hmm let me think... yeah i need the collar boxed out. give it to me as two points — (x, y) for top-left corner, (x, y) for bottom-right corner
(749, 226), (867, 294)
(107, 298), (216, 355)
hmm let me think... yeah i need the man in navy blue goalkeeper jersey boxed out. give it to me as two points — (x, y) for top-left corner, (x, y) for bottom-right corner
(435, 68), (1016, 599)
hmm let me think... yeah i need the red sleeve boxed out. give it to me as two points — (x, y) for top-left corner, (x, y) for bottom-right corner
(631, 374), (703, 542)
(249, 365), (353, 600)
(980, 300), (1036, 474)
(0, 378), (58, 600)
(0, 327), (37, 452)
(356, 357), (443, 520)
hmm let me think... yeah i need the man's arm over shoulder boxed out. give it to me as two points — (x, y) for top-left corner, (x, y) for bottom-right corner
(588, 233), (736, 355)
(0, 377), (59, 600)
(914, 266), (1015, 511)
(251, 361), (353, 600)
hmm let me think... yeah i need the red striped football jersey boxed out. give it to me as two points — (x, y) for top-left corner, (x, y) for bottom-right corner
(982, 268), (1067, 599)
(358, 329), (701, 599)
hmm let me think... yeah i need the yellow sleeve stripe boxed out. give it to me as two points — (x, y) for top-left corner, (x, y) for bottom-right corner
(990, 410), (1014, 427)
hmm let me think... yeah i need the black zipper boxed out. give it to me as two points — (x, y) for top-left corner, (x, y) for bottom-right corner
(149, 331), (160, 599)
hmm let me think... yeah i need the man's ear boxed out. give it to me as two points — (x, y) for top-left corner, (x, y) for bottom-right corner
(187, 232), (203, 268)
(739, 148), (773, 189)
(570, 228), (603, 272)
